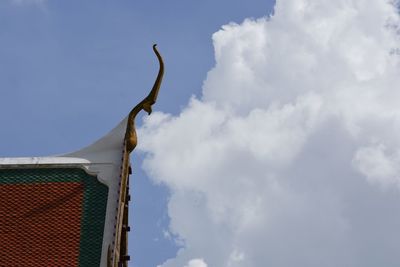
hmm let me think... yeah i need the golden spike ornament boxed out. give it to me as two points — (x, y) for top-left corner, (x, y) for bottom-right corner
(124, 44), (164, 153)
(110, 45), (164, 267)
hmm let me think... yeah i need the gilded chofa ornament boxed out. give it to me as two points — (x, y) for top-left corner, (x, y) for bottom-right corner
(111, 44), (165, 267)
(0, 45), (164, 267)
(125, 44), (164, 153)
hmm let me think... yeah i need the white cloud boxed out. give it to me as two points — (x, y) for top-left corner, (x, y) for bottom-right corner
(183, 259), (208, 267)
(139, 0), (400, 266)
(353, 144), (400, 188)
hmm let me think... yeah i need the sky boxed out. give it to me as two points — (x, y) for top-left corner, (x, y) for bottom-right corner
(2, 0), (400, 267)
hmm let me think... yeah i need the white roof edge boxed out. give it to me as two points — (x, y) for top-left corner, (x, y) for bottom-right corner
(0, 116), (128, 168)
(63, 116), (128, 161)
(0, 157), (91, 165)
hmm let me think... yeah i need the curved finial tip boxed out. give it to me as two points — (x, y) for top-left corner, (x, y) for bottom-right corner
(124, 43), (164, 153)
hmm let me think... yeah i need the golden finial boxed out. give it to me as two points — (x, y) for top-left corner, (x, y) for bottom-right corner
(125, 44), (164, 153)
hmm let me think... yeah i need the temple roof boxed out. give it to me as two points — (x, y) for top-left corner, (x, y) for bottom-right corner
(0, 118), (127, 267)
(0, 44), (164, 267)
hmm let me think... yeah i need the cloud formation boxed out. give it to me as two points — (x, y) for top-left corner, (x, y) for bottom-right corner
(139, 0), (400, 266)
(183, 259), (208, 267)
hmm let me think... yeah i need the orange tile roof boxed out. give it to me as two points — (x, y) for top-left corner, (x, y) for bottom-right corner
(0, 168), (108, 267)
(0, 182), (83, 266)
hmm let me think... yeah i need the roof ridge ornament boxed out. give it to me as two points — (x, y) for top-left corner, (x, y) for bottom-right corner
(124, 44), (165, 153)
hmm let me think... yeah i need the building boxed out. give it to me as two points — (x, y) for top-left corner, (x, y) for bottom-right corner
(0, 45), (164, 267)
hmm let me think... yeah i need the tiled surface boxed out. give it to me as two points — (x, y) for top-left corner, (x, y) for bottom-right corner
(0, 182), (83, 266)
(0, 168), (108, 267)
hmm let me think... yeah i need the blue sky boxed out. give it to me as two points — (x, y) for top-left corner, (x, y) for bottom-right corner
(0, 1), (275, 266)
